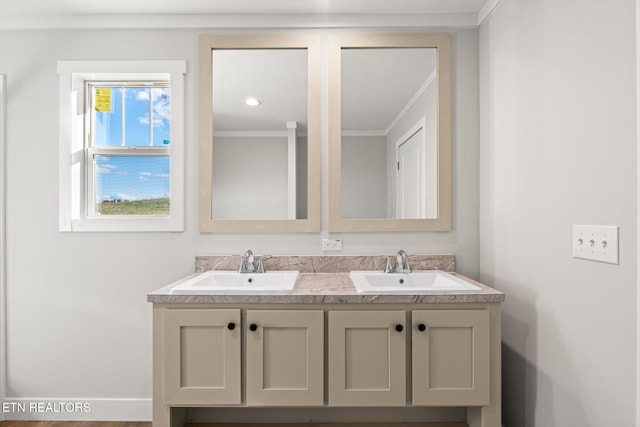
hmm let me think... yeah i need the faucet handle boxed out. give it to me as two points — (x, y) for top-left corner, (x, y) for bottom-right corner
(255, 255), (271, 274)
(383, 257), (394, 273)
(237, 256), (247, 273)
(401, 252), (412, 273)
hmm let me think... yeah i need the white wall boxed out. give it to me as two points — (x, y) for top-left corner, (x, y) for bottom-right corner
(479, 1), (637, 426)
(341, 135), (387, 218)
(213, 136), (289, 220)
(0, 27), (480, 419)
(0, 74), (7, 422)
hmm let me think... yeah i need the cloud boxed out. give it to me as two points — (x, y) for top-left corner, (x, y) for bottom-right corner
(138, 115), (150, 125)
(96, 164), (116, 174)
(98, 193), (134, 202)
(135, 89), (150, 101)
(139, 171), (170, 181)
(152, 93), (170, 125)
(137, 114), (166, 128)
(115, 193), (135, 201)
(136, 88), (171, 129)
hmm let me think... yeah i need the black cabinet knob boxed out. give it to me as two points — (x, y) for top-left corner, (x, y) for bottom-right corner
(418, 323), (426, 332)
(395, 324), (403, 332)
(249, 323), (258, 332)
(227, 322), (236, 331)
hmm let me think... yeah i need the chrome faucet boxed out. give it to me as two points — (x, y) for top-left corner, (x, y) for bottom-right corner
(238, 250), (269, 273)
(238, 250), (256, 273)
(384, 249), (412, 273)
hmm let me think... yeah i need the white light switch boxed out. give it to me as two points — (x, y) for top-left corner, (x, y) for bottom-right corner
(572, 225), (619, 264)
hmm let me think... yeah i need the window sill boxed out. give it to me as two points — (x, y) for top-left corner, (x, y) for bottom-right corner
(61, 217), (184, 233)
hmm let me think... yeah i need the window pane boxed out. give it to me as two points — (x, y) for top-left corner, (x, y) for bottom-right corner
(152, 87), (171, 147)
(94, 155), (170, 216)
(94, 87), (122, 147)
(124, 88), (151, 146)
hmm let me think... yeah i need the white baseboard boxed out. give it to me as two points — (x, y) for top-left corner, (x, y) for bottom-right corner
(1, 398), (151, 421)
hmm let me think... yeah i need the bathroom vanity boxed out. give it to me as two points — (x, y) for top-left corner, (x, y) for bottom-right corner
(148, 255), (504, 427)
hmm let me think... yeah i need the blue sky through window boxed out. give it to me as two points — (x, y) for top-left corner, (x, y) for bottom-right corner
(93, 85), (171, 202)
(95, 156), (170, 202)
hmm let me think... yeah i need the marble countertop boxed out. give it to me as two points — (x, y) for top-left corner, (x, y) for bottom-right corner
(147, 271), (504, 304)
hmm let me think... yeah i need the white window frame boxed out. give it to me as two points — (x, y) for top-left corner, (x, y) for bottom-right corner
(57, 60), (186, 232)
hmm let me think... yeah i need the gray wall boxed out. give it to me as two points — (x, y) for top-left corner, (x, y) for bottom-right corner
(213, 136), (289, 220)
(0, 27), (480, 418)
(341, 135), (387, 218)
(479, 1), (637, 426)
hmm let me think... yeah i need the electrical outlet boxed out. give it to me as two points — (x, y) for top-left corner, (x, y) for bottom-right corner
(572, 225), (619, 264)
(322, 239), (342, 251)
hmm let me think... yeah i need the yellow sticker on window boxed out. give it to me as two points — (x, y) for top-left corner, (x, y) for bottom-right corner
(95, 88), (111, 112)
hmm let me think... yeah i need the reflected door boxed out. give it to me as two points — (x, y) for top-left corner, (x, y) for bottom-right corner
(397, 126), (425, 218)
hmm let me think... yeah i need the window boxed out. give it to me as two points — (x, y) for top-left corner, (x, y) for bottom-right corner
(58, 61), (185, 232)
(87, 83), (171, 217)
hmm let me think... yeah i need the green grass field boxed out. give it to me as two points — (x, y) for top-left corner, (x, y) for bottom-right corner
(97, 198), (170, 215)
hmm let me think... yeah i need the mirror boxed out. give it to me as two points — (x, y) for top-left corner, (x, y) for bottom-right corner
(199, 35), (321, 232)
(211, 49), (308, 221)
(329, 33), (451, 232)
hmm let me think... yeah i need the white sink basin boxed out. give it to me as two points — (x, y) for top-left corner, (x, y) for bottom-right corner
(170, 270), (299, 294)
(349, 270), (482, 294)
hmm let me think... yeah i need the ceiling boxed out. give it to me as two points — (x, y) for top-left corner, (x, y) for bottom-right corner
(1, 0), (494, 132)
(1, 0), (489, 16)
(213, 49), (309, 132)
(211, 47), (436, 133)
(0, 0), (498, 29)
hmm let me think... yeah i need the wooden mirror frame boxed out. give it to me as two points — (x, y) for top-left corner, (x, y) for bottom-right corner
(199, 34), (321, 232)
(328, 33), (451, 232)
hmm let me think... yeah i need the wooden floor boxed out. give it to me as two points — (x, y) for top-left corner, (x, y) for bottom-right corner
(0, 423), (150, 427)
(0, 423), (468, 427)
(184, 423), (469, 427)
(186, 424), (468, 427)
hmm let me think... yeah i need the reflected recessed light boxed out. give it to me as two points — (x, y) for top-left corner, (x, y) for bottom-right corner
(243, 97), (262, 106)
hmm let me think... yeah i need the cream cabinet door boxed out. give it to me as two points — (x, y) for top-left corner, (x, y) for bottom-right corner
(163, 309), (241, 405)
(246, 310), (324, 406)
(328, 310), (406, 406)
(412, 310), (490, 406)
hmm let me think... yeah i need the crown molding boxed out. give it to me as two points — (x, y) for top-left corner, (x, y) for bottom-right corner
(1, 12), (484, 30)
(478, 0), (503, 26)
(0, 0), (507, 30)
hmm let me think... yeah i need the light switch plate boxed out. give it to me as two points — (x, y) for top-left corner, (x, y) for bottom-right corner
(572, 225), (619, 264)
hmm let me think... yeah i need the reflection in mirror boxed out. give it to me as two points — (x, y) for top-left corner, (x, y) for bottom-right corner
(341, 48), (437, 219)
(328, 33), (451, 232)
(212, 49), (308, 220)
(199, 35), (320, 233)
